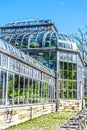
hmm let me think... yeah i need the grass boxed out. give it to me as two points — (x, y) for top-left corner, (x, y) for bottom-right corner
(5, 111), (77, 130)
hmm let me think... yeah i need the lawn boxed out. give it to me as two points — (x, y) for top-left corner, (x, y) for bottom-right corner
(5, 111), (77, 130)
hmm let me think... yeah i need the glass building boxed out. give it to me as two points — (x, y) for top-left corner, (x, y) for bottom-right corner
(0, 19), (84, 100)
(0, 38), (55, 105)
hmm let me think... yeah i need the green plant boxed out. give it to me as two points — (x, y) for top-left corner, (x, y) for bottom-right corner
(30, 42), (38, 48)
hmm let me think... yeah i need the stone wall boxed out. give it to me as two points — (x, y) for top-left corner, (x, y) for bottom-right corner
(58, 99), (85, 112)
(0, 103), (56, 130)
(0, 100), (85, 129)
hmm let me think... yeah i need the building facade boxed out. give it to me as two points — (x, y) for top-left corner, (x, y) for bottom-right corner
(0, 19), (84, 100)
(0, 39), (55, 106)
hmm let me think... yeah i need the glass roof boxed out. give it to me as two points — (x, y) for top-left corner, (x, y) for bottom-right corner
(0, 31), (78, 51)
(1, 19), (53, 27)
(0, 38), (55, 75)
(58, 33), (77, 51)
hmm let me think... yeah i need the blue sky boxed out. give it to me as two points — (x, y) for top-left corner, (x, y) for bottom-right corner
(0, 0), (87, 34)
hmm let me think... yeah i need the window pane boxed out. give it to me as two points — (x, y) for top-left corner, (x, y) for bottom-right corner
(36, 81), (40, 103)
(24, 78), (29, 104)
(32, 80), (36, 103)
(19, 76), (24, 104)
(68, 63), (72, 70)
(50, 52), (56, 60)
(0, 70), (7, 105)
(68, 90), (72, 98)
(72, 71), (77, 80)
(64, 71), (67, 79)
(67, 81), (72, 89)
(9, 58), (15, 71)
(1, 54), (8, 68)
(64, 90), (67, 98)
(73, 64), (77, 71)
(60, 62), (63, 70)
(60, 90), (63, 98)
(29, 79), (32, 103)
(59, 71), (63, 79)
(8, 73), (13, 105)
(14, 75), (19, 104)
(73, 81), (77, 89)
(15, 61), (20, 72)
(73, 91), (77, 98)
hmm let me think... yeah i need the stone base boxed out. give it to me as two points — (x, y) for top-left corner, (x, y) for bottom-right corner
(58, 99), (85, 112)
(0, 103), (56, 130)
(0, 99), (85, 129)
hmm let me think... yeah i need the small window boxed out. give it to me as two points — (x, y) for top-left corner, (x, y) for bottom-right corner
(1, 54), (8, 68)
(15, 61), (20, 72)
(9, 58), (15, 71)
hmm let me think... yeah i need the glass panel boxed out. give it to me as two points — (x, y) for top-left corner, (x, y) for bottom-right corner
(64, 62), (67, 70)
(73, 91), (77, 98)
(16, 34), (24, 48)
(59, 80), (63, 89)
(73, 81), (77, 89)
(42, 83), (46, 102)
(67, 81), (72, 89)
(0, 70), (7, 105)
(73, 64), (77, 71)
(37, 33), (44, 47)
(68, 90), (72, 98)
(1, 54), (8, 68)
(68, 71), (72, 79)
(15, 61), (20, 72)
(20, 64), (25, 74)
(8, 73), (13, 105)
(0, 54), (1, 66)
(64, 80), (67, 89)
(29, 79), (32, 103)
(22, 34), (29, 48)
(50, 52), (56, 60)
(25, 66), (28, 75)
(24, 78), (29, 104)
(64, 90), (67, 98)
(10, 34), (18, 46)
(73, 54), (77, 63)
(9, 58), (15, 71)
(59, 60), (77, 99)
(43, 52), (49, 60)
(52, 85), (55, 101)
(59, 52), (64, 61)
(14, 75), (19, 104)
(59, 71), (63, 79)
(68, 63), (72, 70)
(68, 54), (72, 62)
(36, 81), (40, 103)
(60, 90), (63, 98)
(63, 53), (67, 61)
(32, 80), (35, 103)
(72, 71), (77, 80)
(51, 33), (57, 47)
(64, 70), (67, 79)
(60, 62), (63, 70)
(19, 76), (24, 104)
(49, 61), (56, 70)
(39, 82), (42, 102)
(59, 42), (64, 48)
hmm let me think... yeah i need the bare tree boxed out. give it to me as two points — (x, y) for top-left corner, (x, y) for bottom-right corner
(72, 25), (87, 62)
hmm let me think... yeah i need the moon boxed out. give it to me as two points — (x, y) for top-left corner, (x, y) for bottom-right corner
(60, 2), (64, 6)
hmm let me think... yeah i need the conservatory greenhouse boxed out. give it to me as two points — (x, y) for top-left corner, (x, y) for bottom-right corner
(0, 19), (85, 129)
(0, 19), (84, 100)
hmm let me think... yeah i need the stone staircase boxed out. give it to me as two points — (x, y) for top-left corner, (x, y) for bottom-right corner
(59, 108), (87, 130)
